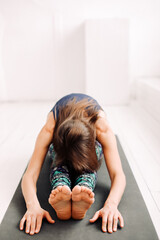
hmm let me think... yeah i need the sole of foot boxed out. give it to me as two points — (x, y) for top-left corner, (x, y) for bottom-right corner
(72, 185), (95, 220)
(48, 185), (72, 220)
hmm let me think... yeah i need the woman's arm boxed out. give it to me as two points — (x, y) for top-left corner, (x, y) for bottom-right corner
(20, 112), (55, 235)
(90, 113), (126, 233)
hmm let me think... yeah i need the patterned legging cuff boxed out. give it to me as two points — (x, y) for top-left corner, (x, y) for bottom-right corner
(74, 171), (97, 191)
(50, 165), (72, 190)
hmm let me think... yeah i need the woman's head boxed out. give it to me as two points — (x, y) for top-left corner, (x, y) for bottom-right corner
(52, 98), (101, 174)
(53, 119), (99, 174)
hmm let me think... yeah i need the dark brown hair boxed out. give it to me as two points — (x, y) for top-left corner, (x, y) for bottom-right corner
(52, 98), (102, 174)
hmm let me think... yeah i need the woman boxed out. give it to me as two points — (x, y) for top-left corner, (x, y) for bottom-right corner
(19, 93), (126, 235)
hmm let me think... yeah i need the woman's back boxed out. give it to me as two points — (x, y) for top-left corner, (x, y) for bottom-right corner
(51, 93), (102, 120)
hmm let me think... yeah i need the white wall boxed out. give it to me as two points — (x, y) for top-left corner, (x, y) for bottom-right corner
(0, 1), (56, 101)
(0, 0), (160, 102)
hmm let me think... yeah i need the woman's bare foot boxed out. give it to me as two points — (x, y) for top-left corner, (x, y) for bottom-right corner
(48, 185), (72, 220)
(72, 185), (95, 219)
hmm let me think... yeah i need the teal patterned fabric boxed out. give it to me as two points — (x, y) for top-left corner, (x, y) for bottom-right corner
(74, 172), (97, 191)
(50, 165), (72, 190)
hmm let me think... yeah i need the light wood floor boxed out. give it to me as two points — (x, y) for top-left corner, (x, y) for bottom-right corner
(0, 100), (160, 238)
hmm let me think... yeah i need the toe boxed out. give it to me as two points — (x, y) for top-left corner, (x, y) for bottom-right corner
(62, 185), (71, 195)
(49, 193), (54, 200)
(51, 189), (56, 195)
(86, 187), (92, 194)
(89, 192), (94, 198)
(82, 187), (93, 196)
(57, 186), (62, 192)
(54, 188), (58, 194)
(72, 185), (81, 195)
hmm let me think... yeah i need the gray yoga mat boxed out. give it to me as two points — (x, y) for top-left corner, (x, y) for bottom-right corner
(0, 137), (159, 240)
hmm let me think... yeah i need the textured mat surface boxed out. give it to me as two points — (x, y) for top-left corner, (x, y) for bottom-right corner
(0, 137), (159, 240)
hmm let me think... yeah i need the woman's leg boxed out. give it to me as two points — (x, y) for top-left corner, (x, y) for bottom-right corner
(71, 176), (96, 220)
(49, 144), (72, 190)
(50, 165), (72, 190)
(72, 141), (103, 219)
(73, 140), (103, 190)
(74, 171), (97, 191)
(48, 144), (72, 220)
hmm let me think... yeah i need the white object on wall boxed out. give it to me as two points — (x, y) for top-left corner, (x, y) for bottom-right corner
(85, 18), (129, 105)
(53, 15), (85, 100)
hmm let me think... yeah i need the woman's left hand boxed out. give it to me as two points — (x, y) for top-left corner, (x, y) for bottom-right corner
(89, 203), (124, 233)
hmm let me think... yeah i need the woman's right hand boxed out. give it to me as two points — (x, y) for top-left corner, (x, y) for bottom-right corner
(19, 205), (55, 235)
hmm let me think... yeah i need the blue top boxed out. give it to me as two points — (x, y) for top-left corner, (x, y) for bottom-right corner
(51, 93), (102, 120)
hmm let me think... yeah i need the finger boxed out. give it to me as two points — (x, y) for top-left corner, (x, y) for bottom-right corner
(25, 216), (31, 234)
(44, 211), (55, 223)
(113, 214), (118, 232)
(30, 216), (36, 235)
(20, 216), (26, 231)
(35, 215), (43, 234)
(89, 211), (100, 223)
(102, 214), (108, 233)
(118, 213), (124, 228)
(107, 214), (113, 233)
